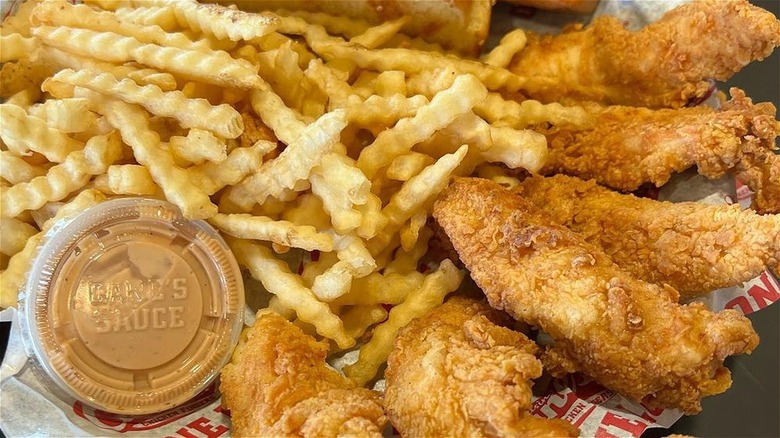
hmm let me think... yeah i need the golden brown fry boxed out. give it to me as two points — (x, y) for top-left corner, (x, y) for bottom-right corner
(0, 189), (106, 309)
(434, 178), (759, 414)
(0, 151), (47, 185)
(508, 0), (780, 107)
(101, 99), (217, 219)
(1, 132), (122, 218)
(33, 26), (262, 88)
(228, 238), (353, 349)
(516, 174), (780, 298)
(385, 297), (579, 437)
(220, 313), (386, 438)
(0, 103), (84, 163)
(343, 259), (463, 385)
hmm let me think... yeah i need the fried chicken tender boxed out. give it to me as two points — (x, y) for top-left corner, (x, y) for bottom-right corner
(220, 312), (386, 438)
(385, 296), (579, 437)
(508, 0), (780, 108)
(516, 174), (780, 298)
(542, 88), (780, 214)
(433, 178), (759, 414)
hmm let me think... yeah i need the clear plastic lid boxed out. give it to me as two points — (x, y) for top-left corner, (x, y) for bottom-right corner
(20, 198), (244, 415)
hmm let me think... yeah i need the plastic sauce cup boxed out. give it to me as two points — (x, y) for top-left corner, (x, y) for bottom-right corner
(19, 198), (244, 415)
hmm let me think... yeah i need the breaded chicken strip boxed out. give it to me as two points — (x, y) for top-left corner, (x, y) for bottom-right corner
(384, 296), (579, 437)
(542, 89), (780, 214)
(220, 312), (386, 438)
(509, 0), (780, 108)
(433, 178), (759, 414)
(516, 174), (780, 298)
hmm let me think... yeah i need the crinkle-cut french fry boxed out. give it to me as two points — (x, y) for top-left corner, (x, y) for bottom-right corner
(345, 94), (427, 128)
(351, 71), (379, 99)
(267, 41), (321, 113)
(32, 1), (209, 53)
(340, 304), (388, 341)
(357, 75), (485, 178)
(333, 234), (376, 277)
(0, 104), (84, 163)
(310, 154), (370, 233)
(312, 41), (553, 93)
(82, 0), (128, 10)
(276, 10), (370, 38)
(228, 109), (347, 210)
(301, 252), (339, 287)
(101, 99), (217, 219)
(255, 32), (316, 67)
(333, 271), (425, 306)
(42, 47), (178, 92)
(101, 164), (159, 195)
(0, 151), (47, 185)
(227, 237), (353, 349)
(384, 33), (451, 54)
(28, 98), (98, 134)
(350, 16), (410, 49)
(355, 192), (387, 241)
(1, 132), (122, 218)
(304, 59), (356, 111)
(386, 152), (434, 181)
(311, 235), (376, 301)
(370, 145), (468, 255)
(281, 193), (332, 231)
(400, 211), (428, 252)
(404, 66), (458, 98)
(180, 81), (223, 104)
(0, 189), (106, 309)
(0, 0), (39, 37)
(114, 6), (179, 32)
(149, 0), (279, 41)
(188, 140), (275, 195)
(33, 26), (262, 89)
(0, 217), (38, 257)
(476, 164), (523, 190)
(481, 127), (549, 172)
(474, 93), (594, 129)
(481, 29), (527, 68)
(385, 226), (433, 275)
(266, 295), (297, 320)
(309, 261), (352, 301)
(249, 87), (308, 145)
(344, 259), (463, 385)
(169, 129), (227, 165)
(0, 56), (54, 99)
(5, 87), (41, 108)
(52, 69), (244, 139)
(209, 213), (334, 252)
(0, 34), (36, 63)
(374, 70), (407, 97)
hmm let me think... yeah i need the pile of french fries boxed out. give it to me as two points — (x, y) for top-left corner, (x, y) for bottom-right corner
(0, 0), (590, 386)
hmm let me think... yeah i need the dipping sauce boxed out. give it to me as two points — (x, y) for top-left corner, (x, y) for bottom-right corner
(21, 198), (243, 415)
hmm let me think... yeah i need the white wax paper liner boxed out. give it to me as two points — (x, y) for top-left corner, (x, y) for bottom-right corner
(2, 0), (779, 436)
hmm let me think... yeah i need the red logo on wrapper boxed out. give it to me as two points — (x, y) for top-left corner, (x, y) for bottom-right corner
(72, 384), (221, 433)
(725, 271), (780, 314)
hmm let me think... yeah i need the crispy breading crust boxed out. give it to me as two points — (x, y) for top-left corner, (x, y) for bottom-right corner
(385, 296), (579, 437)
(541, 89), (780, 214)
(220, 313), (386, 438)
(433, 178), (759, 414)
(516, 174), (780, 297)
(509, 0), (780, 108)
